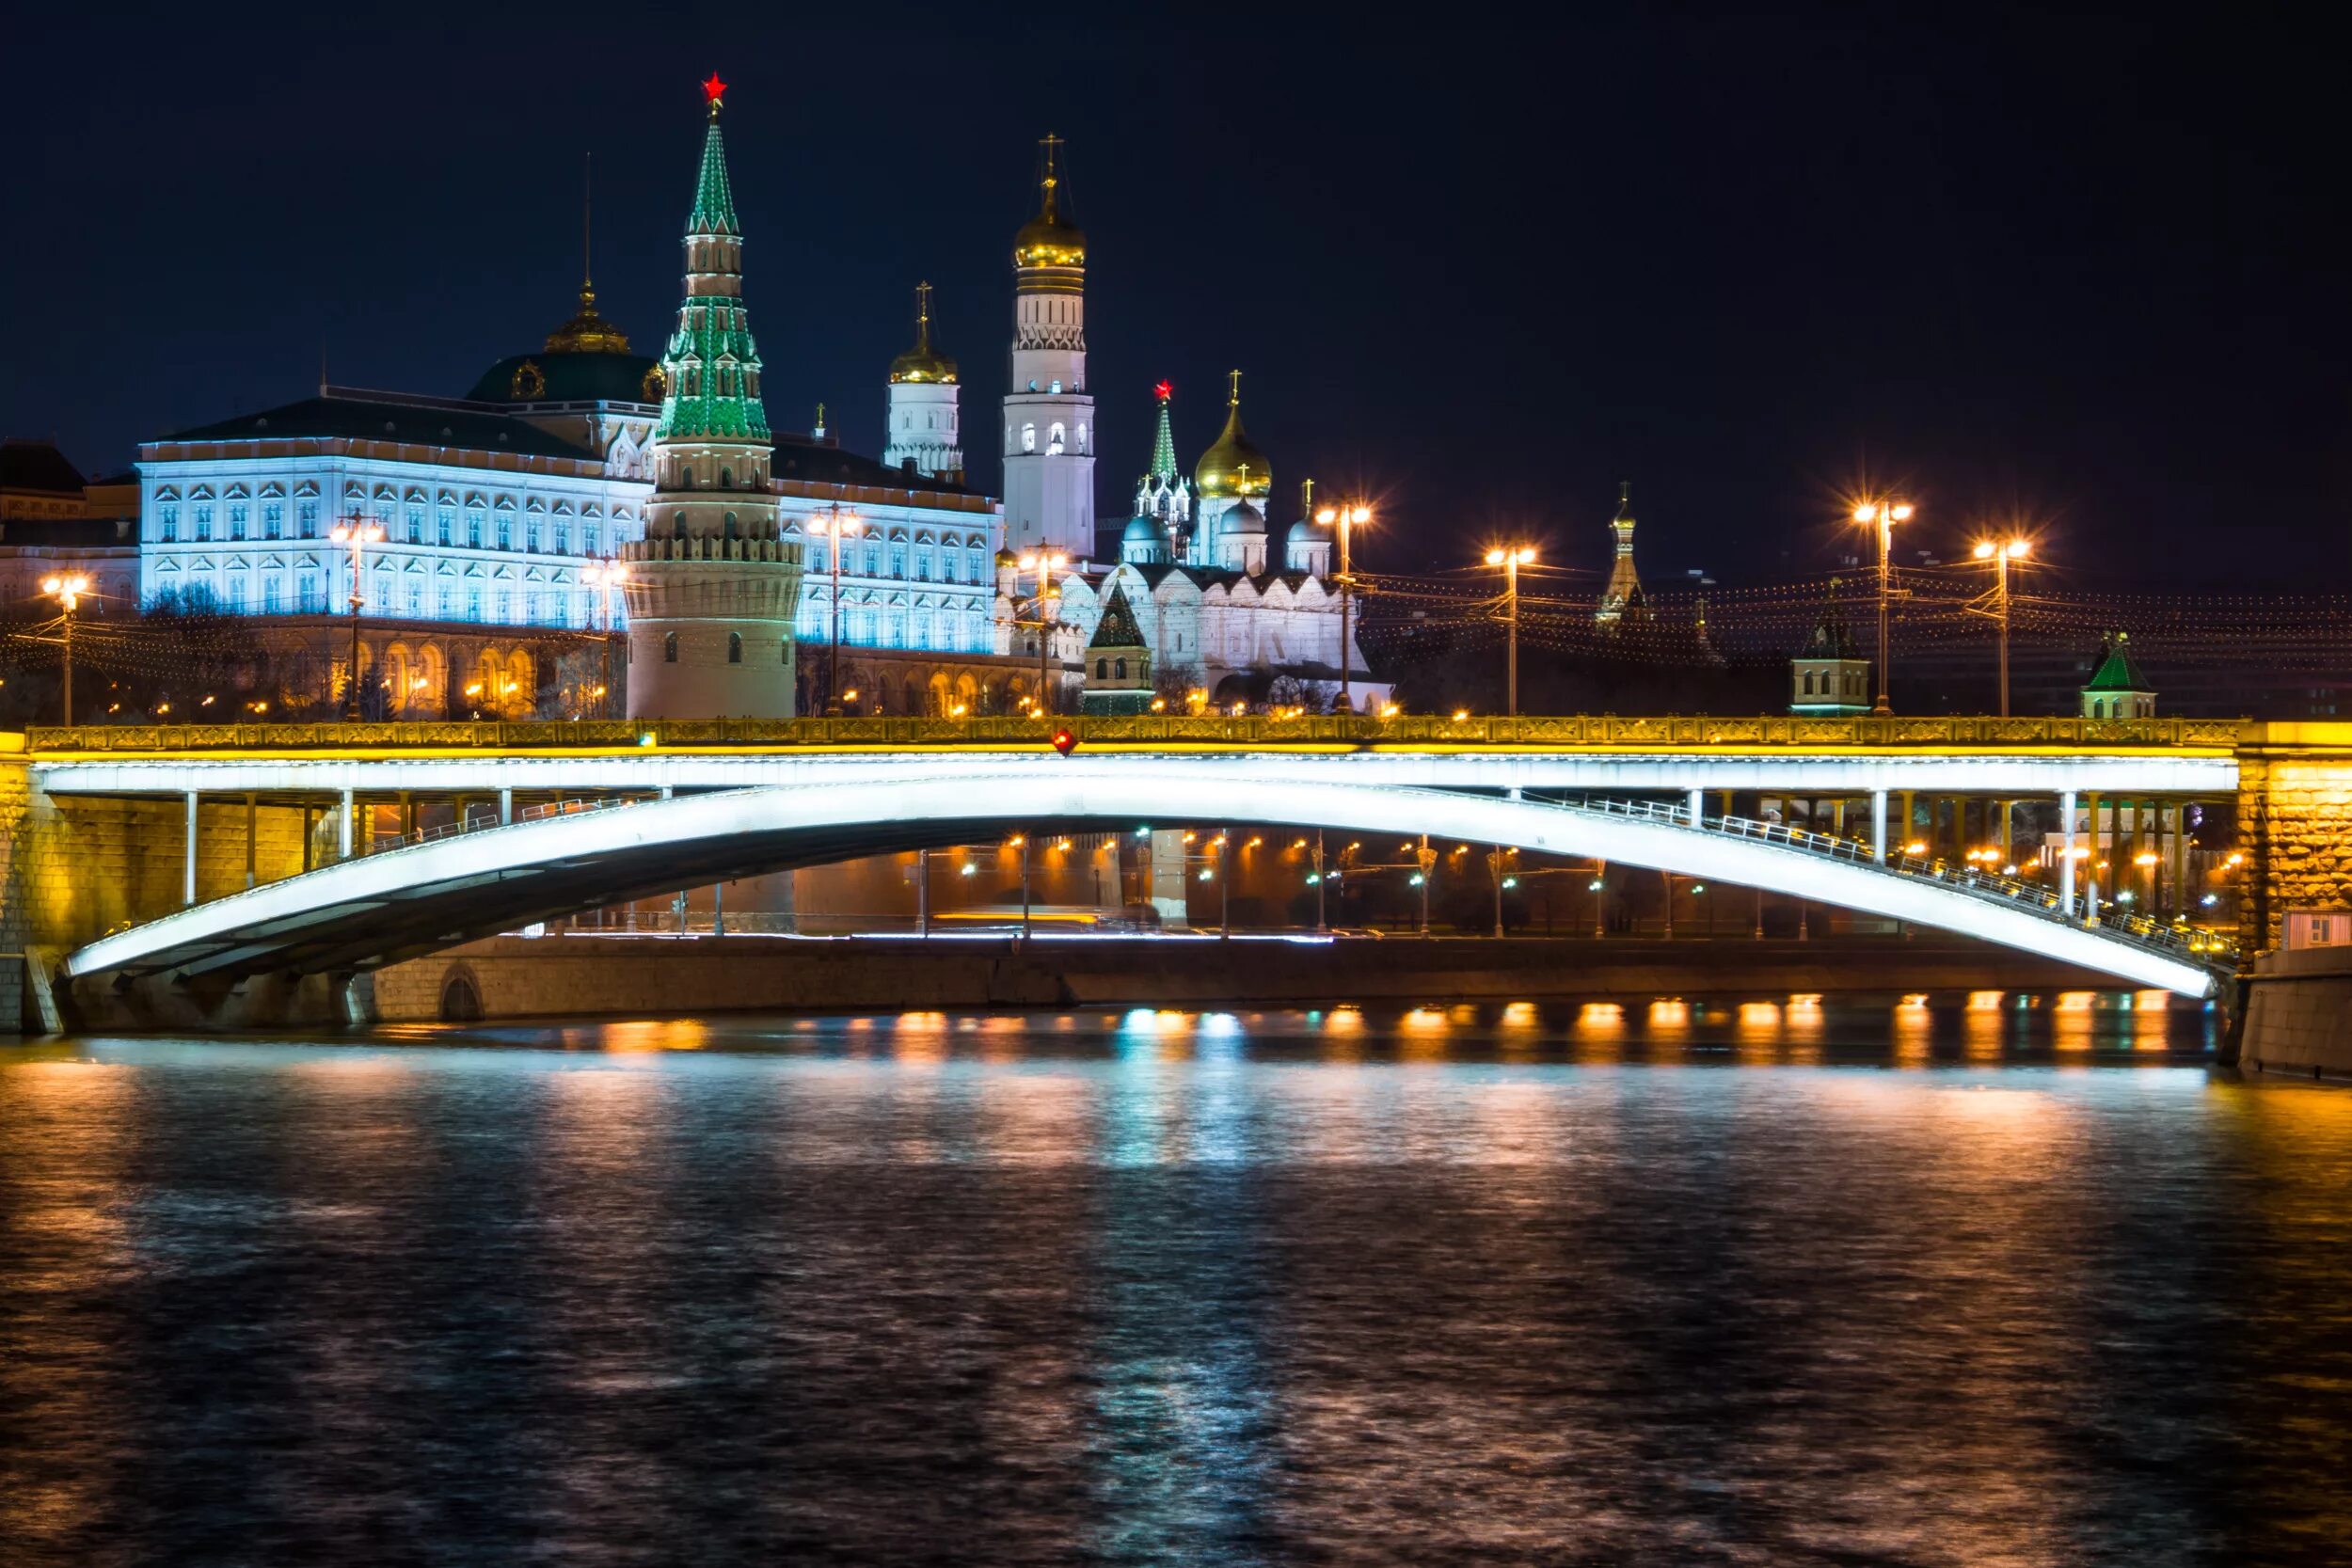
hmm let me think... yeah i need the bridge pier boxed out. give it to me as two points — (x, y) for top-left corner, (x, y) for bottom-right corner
(1871, 790), (1887, 862)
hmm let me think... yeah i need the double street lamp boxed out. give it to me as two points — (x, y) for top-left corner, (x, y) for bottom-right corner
(1015, 550), (1068, 714)
(329, 515), (387, 720)
(40, 573), (89, 724)
(582, 559), (629, 718)
(1313, 499), (1373, 712)
(1971, 536), (2030, 717)
(1851, 498), (1915, 715)
(807, 506), (863, 714)
(1484, 545), (1536, 716)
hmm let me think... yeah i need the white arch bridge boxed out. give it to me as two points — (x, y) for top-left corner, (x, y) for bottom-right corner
(63, 762), (2227, 998)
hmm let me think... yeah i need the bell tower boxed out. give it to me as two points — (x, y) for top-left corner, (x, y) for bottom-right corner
(621, 74), (803, 719)
(1002, 135), (1096, 562)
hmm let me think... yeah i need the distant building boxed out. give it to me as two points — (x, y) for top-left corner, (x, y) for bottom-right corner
(1790, 579), (1870, 715)
(1595, 483), (1649, 626)
(2081, 631), (2156, 719)
(1, 439), (141, 621)
(1080, 584), (1152, 714)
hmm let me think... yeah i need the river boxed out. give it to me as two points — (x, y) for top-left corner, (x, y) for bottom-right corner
(3, 993), (2349, 1566)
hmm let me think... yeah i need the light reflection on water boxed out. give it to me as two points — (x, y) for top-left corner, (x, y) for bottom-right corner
(3, 995), (2350, 1566)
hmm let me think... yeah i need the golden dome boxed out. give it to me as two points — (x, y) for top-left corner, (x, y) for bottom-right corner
(888, 282), (959, 384)
(1013, 135), (1086, 269)
(544, 283), (633, 355)
(1193, 373), (1271, 500)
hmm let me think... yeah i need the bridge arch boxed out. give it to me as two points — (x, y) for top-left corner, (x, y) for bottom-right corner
(62, 767), (2218, 996)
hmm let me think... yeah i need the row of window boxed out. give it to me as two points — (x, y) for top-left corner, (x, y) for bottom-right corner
(157, 498), (619, 554)
(1017, 420), (1089, 455)
(804, 540), (991, 582)
(793, 608), (989, 653)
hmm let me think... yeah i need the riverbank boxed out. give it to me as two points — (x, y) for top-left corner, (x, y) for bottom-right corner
(2239, 945), (2352, 1080)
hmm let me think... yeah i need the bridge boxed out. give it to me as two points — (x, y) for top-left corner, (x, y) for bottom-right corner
(7, 711), (2315, 1032)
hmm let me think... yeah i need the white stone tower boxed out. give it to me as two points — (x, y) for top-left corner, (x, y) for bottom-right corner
(622, 74), (803, 720)
(1002, 135), (1095, 562)
(884, 281), (963, 483)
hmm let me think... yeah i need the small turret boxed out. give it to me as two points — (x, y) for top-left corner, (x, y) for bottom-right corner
(1791, 578), (1870, 715)
(1082, 584), (1153, 714)
(2081, 632), (2155, 720)
(883, 281), (963, 482)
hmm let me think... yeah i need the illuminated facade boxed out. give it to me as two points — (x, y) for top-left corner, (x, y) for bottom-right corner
(1000, 136), (1095, 562)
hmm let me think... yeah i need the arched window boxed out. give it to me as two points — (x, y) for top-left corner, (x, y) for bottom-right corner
(664, 631), (679, 663)
(1803, 671), (1815, 695)
(1096, 658), (1108, 679)
(782, 642), (791, 665)
(1077, 422), (1089, 452)
(724, 512), (739, 539)
(1048, 422), (1066, 455)
(1022, 423), (1037, 452)
(720, 467), (734, 490)
(727, 632), (742, 664)
(1115, 657), (1127, 679)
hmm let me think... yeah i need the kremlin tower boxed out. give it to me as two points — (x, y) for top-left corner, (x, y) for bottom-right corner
(622, 75), (803, 719)
(883, 282), (962, 483)
(1001, 135), (1095, 562)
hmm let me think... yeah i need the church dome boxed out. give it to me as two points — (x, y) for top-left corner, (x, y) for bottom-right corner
(1013, 205), (1087, 269)
(1195, 395), (1271, 501)
(1288, 515), (1331, 545)
(1123, 515), (1166, 545)
(889, 342), (959, 385)
(1219, 499), (1266, 535)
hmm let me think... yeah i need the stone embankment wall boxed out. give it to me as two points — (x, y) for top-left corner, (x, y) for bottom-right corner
(2238, 947), (2352, 1080)
(4, 748), (310, 1029)
(368, 933), (2134, 1025)
(2239, 724), (2352, 953)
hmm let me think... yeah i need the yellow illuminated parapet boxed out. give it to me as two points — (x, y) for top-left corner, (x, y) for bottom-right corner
(12, 713), (2249, 759)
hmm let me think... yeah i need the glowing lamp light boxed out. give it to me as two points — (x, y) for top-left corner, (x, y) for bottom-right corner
(1501, 877), (1518, 890)
(1198, 868), (1215, 882)
(1050, 727), (1078, 756)
(1588, 879), (1606, 892)
(960, 863), (977, 878)
(1408, 873), (1425, 886)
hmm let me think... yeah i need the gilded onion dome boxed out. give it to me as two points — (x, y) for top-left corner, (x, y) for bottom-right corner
(1013, 135), (1087, 269)
(1194, 371), (1271, 500)
(545, 282), (633, 355)
(888, 281), (959, 384)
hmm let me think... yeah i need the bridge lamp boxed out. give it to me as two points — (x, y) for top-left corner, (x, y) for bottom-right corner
(1851, 499), (1913, 715)
(1378, 703), (1401, 720)
(40, 573), (92, 724)
(2201, 893), (2219, 907)
(1690, 885), (1706, 895)
(960, 863), (977, 877)
(1904, 840), (1928, 856)
(1501, 877), (1518, 890)
(1134, 825), (1152, 838)
(1316, 500), (1374, 711)
(1588, 879), (1606, 893)
(1306, 872), (1322, 885)
(1971, 537), (2031, 716)
(1198, 867), (1216, 881)
(1408, 873), (1425, 886)
(1452, 709), (1470, 721)
(1484, 545), (1537, 714)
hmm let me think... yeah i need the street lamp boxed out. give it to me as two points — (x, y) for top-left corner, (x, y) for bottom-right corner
(1970, 536), (2030, 718)
(39, 573), (90, 725)
(807, 506), (863, 714)
(1484, 545), (1536, 716)
(582, 559), (628, 719)
(1851, 498), (1914, 715)
(329, 515), (387, 720)
(1015, 549), (1067, 715)
(1315, 499), (1373, 714)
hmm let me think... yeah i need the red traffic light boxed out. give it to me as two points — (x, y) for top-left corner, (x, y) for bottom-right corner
(1051, 728), (1078, 756)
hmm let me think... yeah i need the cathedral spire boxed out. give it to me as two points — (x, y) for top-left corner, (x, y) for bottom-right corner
(1148, 380), (1178, 482)
(691, 74), (740, 237)
(1597, 482), (1646, 626)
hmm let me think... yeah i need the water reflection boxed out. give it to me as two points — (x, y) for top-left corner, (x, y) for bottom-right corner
(5, 999), (2345, 1566)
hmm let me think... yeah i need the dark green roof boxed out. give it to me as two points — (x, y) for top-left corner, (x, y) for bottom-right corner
(2084, 633), (2153, 692)
(162, 396), (599, 462)
(1089, 584), (1146, 650)
(466, 351), (664, 406)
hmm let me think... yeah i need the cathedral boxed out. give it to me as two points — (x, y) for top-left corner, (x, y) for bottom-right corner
(76, 81), (1376, 720)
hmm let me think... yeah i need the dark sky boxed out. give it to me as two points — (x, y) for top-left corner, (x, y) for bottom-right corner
(4, 5), (2342, 589)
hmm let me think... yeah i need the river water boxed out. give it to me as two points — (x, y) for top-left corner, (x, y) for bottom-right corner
(4, 994), (2350, 1566)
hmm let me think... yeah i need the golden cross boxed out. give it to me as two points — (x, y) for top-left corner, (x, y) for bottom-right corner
(1228, 368), (1242, 406)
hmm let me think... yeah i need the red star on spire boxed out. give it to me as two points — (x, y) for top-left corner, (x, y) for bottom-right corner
(701, 72), (728, 107)
(1154, 380), (1173, 403)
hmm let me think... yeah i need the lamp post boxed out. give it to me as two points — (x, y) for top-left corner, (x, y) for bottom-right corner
(582, 559), (628, 719)
(329, 515), (387, 720)
(808, 506), (863, 714)
(39, 573), (89, 725)
(1316, 500), (1373, 714)
(1970, 536), (2030, 718)
(1851, 499), (1914, 715)
(1484, 545), (1536, 716)
(1016, 550), (1067, 715)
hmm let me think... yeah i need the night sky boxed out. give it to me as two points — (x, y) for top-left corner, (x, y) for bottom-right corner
(5, 6), (2342, 590)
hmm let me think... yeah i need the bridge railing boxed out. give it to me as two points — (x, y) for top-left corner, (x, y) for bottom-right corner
(1560, 794), (2234, 967)
(20, 713), (2250, 754)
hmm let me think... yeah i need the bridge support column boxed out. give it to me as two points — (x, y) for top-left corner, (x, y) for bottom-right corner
(2084, 791), (2103, 926)
(338, 789), (354, 860)
(498, 788), (513, 826)
(1687, 787), (1703, 826)
(244, 791), (258, 890)
(183, 790), (199, 908)
(1871, 790), (1887, 863)
(2060, 789), (2077, 915)
(1899, 790), (1915, 855)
